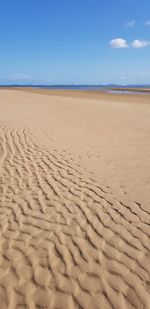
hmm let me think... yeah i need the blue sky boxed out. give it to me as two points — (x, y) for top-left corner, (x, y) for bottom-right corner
(0, 0), (150, 84)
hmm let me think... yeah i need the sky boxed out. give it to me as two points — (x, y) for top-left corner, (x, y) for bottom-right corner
(0, 0), (150, 85)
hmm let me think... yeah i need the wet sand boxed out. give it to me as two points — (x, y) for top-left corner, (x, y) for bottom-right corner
(0, 88), (150, 308)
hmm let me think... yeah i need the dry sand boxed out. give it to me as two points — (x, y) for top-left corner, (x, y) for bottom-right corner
(0, 88), (150, 308)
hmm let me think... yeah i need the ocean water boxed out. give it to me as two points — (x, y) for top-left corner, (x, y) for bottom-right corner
(37, 85), (150, 95)
(102, 89), (149, 95)
(38, 85), (104, 90)
(0, 84), (150, 95)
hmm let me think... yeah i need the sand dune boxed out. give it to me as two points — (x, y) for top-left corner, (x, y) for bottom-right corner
(0, 89), (150, 308)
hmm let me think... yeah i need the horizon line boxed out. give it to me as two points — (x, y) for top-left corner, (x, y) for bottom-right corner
(0, 83), (150, 87)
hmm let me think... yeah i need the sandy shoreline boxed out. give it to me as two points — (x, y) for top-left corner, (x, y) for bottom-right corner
(0, 89), (150, 308)
(1, 86), (150, 103)
(111, 87), (150, 93)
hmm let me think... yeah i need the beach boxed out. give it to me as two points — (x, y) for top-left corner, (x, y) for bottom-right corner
(0, 88), (150, 308)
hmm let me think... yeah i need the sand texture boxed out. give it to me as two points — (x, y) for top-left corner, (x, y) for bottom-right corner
(0, 89), (150, 309)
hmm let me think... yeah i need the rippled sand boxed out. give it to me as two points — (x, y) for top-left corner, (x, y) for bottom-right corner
(0, 89), (150, 308)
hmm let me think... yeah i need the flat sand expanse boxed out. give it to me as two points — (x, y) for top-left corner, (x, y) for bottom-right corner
(0, 89), (150, 308)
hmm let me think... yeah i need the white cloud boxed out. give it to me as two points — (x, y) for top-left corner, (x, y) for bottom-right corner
(110, 38), (128, 48)
(110, 38), (150, 49)
(124, 20), (136, 27)
(131, 39), (150, 48)
(145, 21), (150, 26)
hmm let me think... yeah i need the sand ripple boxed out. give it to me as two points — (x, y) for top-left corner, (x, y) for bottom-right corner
(0, 122), (150, 309)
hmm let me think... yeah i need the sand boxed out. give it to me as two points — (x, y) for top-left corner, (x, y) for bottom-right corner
(0, 88), (150, 308)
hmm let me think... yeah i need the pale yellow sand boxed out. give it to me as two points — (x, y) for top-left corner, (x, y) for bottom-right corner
(0, 89), (150, 308)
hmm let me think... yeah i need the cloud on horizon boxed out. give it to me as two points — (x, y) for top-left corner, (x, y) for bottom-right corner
(131, 39), (150, 48)
(110, 38), (128, 48)
(110, 38), (150, 48)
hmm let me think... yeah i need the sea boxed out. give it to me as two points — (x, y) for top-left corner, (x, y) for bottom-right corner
(1, 84), (150, 95)
(37, 85), (150, 95)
